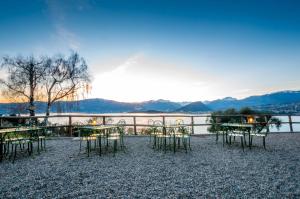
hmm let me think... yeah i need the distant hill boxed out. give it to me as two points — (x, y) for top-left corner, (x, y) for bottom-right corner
(253, 102), (300, 114)
(74, 99), (181, 113)
(137, 99), (181, 112)
(175, 101), (210, 113)
(1, 90), (300, 115)
(0, 99), (182, 114)
(206, 90), (300, 111)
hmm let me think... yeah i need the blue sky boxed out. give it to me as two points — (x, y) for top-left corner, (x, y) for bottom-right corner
(0, 0), (300, 102)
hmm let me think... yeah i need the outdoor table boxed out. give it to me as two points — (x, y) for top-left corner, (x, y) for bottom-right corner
(220, 123), (253, 147)
(78, 125), (119, 155)
(150, 124), (188, 153)
(0, 127), (42, 162)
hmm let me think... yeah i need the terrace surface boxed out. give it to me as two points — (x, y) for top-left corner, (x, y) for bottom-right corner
(1, 134), (300, 198)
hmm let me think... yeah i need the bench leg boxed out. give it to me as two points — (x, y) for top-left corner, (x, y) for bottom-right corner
(222, 132), (225, 147)
(13, 144), (17, 163)
(241, 137), (244, 152)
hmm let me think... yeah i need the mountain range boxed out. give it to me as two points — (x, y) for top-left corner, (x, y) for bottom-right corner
(0, 90), (300, 114)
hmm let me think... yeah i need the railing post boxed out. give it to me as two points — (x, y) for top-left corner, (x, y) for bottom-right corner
(162, 116), (165, 125)
(133, 116), (137, 135)
(68, 116), (72, 136)
(288, 115), (294, 133)
(191, 116), (194, 134)
(102, 116), (106, 125)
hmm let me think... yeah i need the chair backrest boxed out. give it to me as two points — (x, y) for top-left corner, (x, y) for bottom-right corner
(117, 119), (126, 125)
(16, 128), (31, 139)
(148, 119), (154, 126)
(154, 120), (163, 126)
(153, 120), (163, 132)
(6, 131), (17, 140)
(117, 119), (126, 135)
(106, 118), (114, 125)
(80, 128), (92, 137)
(175, 119), (184, 125)
(178, 126), (190, 135)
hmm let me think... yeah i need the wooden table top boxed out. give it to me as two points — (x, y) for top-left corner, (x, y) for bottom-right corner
(221, 123), (253, 128)
(78, 125), (119, 130)
(0, 127), (42, 135)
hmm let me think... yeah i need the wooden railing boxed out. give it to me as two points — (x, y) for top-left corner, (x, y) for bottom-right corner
(0, 113), (299, 135)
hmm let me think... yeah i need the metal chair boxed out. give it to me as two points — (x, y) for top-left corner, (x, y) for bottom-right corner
(79, 128), (96, 157)
(106, 127), (121, 156)
(227, 130), (245, 151)
(152, 120), (164, 149)
(5, 129), (33, 163)
(176, 126), (192, 153)
(148, 119), (155, 144)
(249, 123), (270, 150)
(117, 119), (126, 149)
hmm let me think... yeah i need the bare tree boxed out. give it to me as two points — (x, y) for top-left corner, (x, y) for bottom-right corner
(43, 52), (90, 117)
(0, 56), (46, 116)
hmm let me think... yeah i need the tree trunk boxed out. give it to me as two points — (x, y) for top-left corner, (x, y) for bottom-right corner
(44, 93), (52, 125)
(29, 96), (35, 117)
(29, 64), (35, 116)
(46, 101), (51, 117)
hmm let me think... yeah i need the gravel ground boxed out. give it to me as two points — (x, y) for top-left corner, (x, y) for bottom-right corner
(0, 134), (300, 199)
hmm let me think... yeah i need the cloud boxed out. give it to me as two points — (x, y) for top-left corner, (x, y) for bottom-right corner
(55, 24), (80, 50)
(233, 89), (253, 94)
(46, 0), (82, 50)
(111, 53), (141, 74)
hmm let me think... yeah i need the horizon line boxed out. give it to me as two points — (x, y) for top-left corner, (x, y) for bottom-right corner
(0, 89), (299, 104)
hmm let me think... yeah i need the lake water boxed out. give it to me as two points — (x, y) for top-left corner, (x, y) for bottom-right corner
(35, 113), (300, 134)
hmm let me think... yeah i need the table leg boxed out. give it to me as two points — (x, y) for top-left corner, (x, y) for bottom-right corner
(173, 134), (176, 153)
(243, 132), (247, 146)
(106, 130), (109, 151)
(163, 127), (166, 153)
(248, 132), (251, 148)
(0, 136), (3, 162)
(99, 135), (102, 156)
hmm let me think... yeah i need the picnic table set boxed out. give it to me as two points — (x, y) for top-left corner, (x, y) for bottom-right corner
(148, 119), (192, 153)
(75, 121), (126, 157)
(74, 118), (192, 157)
(0, 119), (192, 162)
(216, 121), (270, 151)
(0, 126), (47, 163)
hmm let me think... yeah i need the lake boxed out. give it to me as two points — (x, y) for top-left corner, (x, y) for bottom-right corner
(35, 113), (300, 134)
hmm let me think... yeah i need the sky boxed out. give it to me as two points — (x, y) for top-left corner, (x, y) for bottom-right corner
(0, 0), (300, 102)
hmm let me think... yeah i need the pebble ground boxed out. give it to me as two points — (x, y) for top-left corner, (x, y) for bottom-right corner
(0, 134), (299, 198)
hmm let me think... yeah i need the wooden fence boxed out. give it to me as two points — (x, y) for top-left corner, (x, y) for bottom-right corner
(0, 113), (299, 135)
